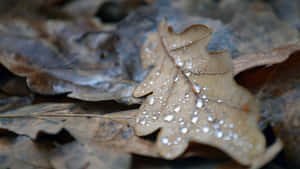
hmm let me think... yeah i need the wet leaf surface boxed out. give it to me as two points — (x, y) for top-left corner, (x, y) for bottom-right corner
(133, 18), (281, 167)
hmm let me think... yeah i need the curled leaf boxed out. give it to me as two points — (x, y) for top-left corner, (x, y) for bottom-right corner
(134, 18), (280, 167)
(0, 18), (139, 103)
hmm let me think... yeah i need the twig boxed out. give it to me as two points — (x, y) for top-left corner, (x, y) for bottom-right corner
(0, 110), (136, 120)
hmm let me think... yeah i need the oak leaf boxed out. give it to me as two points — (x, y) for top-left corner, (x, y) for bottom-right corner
(133, 18), (281, 167)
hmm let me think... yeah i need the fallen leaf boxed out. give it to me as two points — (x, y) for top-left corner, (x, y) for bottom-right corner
(0, 136), (52, 169)
(236, 51), (300, 167)
(133, 18), (281, 167)
(0, 93), (32, 112)
(269, 0), (300, 30)
(0, 103), (159, 158)
(171, 0), (299, 57)
(50, 142), (131, 169)
(0, 18), (139, 104)
(233, 42), (300, 76)
(275, 94), (300, 168)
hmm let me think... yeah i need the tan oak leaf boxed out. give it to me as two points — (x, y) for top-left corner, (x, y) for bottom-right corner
(133, 18), (281, 168)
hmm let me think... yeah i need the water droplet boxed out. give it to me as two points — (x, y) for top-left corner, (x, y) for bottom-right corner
(186, 62), (192, 69)
(193, 83), (201, 93)
(196, 128), (200, 133)
(172, 44), (177, 48)
(202, 126), (210, 133)
(196, 99), (204, 108)
(233, 134), (239, 140)
(193, 111), (198, 115)
(185, 71), (191, 76)
(224, 136), (231, 141)
(176, 58), (184, 67)
(155, 71), (160, 76)
(161, 137), (169, 144)
(207, 115), (214, 122)
(152, 116), (158, 120)
(140, 120), (146, 125)
(219, 120), (224, 125)
(145, 47), (151, 53)
(217, 99), (223, 103)
(215, 131), (223, 138)
(213, 124), (220, 129)
(201, 95), (207, 99)
(202, 87), (208, 91)
(179, 121), (185, 126)
(174, 76), (179, 82)
(174, 106), (181, 112)
(177, 137), (182, 142)
(229, 124), (235, 129)
(191, 116), (199, 124)
(164, 114), (174, 122)
(148, 96), (154, 105)
(150, 81), (154, 85)
(180, 127), (188, 134)
(142, 111), (147, 115)
(166, 153), (171, 158)
(185, 93), (190, 98)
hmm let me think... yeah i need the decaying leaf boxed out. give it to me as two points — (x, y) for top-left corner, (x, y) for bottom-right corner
(0, 18), (139, 104)
(237, 51), (300, 167)
(275, 94), (300, 168)
(133, 18), (281, 167)
(0, 103), (159, 158)
(51, 142), (131, 169)
(233, 42), (300, 76)
(0, 136), (52, 169)
(0, 93), (32, 112)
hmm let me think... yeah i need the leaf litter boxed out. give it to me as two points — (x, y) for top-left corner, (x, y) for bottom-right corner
(0, 0), (299, 169)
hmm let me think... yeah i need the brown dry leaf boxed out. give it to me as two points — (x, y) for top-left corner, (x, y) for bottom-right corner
(237, 51), (300, 167)
(0, 136), (52, 169)
(0, 103), (158, 158)
(133, 18), (281, 167)
(233, 42), (300, 76)
(50, 142), (131, 169)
